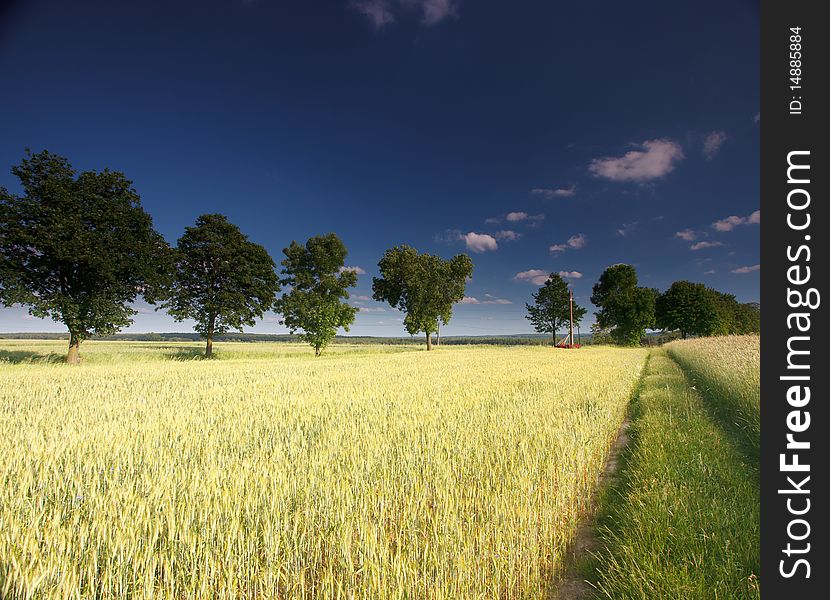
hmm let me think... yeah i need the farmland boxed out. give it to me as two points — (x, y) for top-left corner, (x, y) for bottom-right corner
(588, 335), (760, 598)
(0, 342), (646, 599)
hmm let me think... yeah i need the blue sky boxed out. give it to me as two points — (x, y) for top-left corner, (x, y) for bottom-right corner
(0, 0), (759, 337)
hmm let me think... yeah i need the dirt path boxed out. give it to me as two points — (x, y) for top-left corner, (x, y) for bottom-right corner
(548, 417), (632, 599)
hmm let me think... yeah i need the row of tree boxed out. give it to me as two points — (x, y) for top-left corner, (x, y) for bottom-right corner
(0, 151), (472, 362)
(524, 265), (760, 346)
(1, 151), (759, 361)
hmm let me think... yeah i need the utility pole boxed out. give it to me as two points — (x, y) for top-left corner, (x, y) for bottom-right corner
(569, 287), (574, 349)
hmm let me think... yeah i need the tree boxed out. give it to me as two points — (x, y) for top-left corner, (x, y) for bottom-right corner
(275, 233), (359, 356)
(655, 280), (716, 339)
(734, 301), (761, 334)
(590, 264), (656, 346)
(525, 273), (586, 344)
(0, 150), (171, 363)
(372, 245), (473, 350)
(164, 214), (279, 357)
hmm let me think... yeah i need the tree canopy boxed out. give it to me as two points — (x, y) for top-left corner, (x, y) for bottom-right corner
(590, 264), (657, 346)
(372, 246), (473, 350)
(275, 233), (358, 356)
(655, 280), (716, 339)
(0, 150), (171, 362)
(525, 273), (586, 343)
(164, 214), (279, 356)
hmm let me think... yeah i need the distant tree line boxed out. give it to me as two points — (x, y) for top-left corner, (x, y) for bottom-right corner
(524, 265), (759, 347)
(0, 151), (473, 361)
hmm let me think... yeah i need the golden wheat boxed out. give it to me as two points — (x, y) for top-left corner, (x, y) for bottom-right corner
(0, 342), (646, 599)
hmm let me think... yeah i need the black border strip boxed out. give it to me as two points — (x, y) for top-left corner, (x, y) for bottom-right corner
(761, 2), (828, 596)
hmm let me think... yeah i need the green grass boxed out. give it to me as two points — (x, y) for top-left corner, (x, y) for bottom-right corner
(587, 349), (760, 599)
(666, 335), (760, 459)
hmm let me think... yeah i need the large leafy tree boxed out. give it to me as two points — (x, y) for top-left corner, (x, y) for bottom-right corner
(590, 264), (657, 346)
(164, 214), (279, 357)
(372, 245), (473, 350)
(0, 150), (171, 363)
(275, 233), (358, 356)
(655, 280), (716, 339)
(525, 273), (587, 343)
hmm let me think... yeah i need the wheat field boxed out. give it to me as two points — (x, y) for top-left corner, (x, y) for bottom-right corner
(0, 342), (646, 599)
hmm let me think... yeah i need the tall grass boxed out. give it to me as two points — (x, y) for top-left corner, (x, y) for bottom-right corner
(666, 335), (760, 457)
(588, 350), (760, 598)
(0, 343), (646, 599)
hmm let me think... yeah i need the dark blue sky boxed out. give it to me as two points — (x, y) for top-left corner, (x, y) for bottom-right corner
(0, 0), (760, 336)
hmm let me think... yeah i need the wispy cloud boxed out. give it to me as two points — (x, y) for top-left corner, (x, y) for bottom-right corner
(589, 139), (684, 182)
(558, 270), (583, 279)
(550, 233), (586, 253)
(703, 131), (727, 159)
(704, 269), (716, 275)
(754, 112), (760, 124)
(349, 0), (395, 28)
(484, 217), (500, 225)
(513, 269), (550, 285)
(350, 0), (457, 28)
(460, 295), (512, 305)
(464, 232), (498, 253)
(712, 210), (760, 232)
(494, 230), (521, 241)
(674, 228), (700, 241)
(732, 264), (760, 274)
(352, 294), (372, 301)
(531, 185), (576, 199)
(340, 265), (367, 275)
(690, 240), (724, 251)
(358, 306), (387, 312)
(616, 221), (638, 237)
(505, 211), (545, 223)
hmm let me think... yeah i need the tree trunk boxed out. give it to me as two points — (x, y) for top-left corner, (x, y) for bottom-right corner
(681, 330), (687, 340)
(315, 345), (322, 357)
(551, 330), (556, 345)
(67, 332), (81, 364)
(425, 331), (433, 351)
(205, 335), (213, 357)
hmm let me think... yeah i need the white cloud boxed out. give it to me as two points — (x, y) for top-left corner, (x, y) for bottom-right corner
(589, 139), (684, 182)
(704, 269), (716, 275)
(506, 211), (545, 223)
(484, 217), (500, 225)
(350, 0), (395, 27)
(754, 112), (761, 124)
(712, 210), (760, 231)
(358, 306), (386, 312)
(531, 185), (576, 199)
(616, 221), (638, 237)
(420, 0), (456, 25)
(350, 0), (456, 28)
(464, 232), (498, 253)
(674, 229), (700, 241)
(558, 271), (583, 279)
(352, 294), (372, 301)
(550, 233), (586, 253)
(460, 295), (512, 305)
(732, 264), (760, 274)
(494, 230), (520, 241)
(513, 269), (550, 285)
(690, 241), (724, 251)
(703, 131), (727, 159)
(340, 265), (367, 275)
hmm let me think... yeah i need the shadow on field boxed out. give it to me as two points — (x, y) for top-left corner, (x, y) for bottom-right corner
(672, 363), (760, 468)
(0, 349), (64, 364)
(161, 347), (212, 361)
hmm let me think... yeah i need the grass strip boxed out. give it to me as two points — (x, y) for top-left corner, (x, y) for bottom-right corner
(666, 335), (760, 461)
(586, 350), (760, 599)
